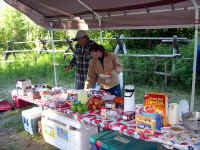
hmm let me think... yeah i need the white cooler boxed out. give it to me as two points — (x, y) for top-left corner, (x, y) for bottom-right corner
(22, 107), (42, 135)
(42, 109), (98, 150)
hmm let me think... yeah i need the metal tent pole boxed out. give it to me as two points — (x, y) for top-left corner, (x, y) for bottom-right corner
(50, 23), (58, 86)
(100, 29), (103, 44)
(99, 19), (103, 45)
(190, 0), (199, 111)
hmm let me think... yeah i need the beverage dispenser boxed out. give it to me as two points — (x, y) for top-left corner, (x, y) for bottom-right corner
(124, 85), (136, 112)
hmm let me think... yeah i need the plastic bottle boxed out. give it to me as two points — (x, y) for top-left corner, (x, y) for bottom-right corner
(178, 99), (189, 121)
(168, 103), (179, 125)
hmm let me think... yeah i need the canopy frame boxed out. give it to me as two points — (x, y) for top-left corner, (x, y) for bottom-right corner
(48, 5), (197, 22)
(49, 23), (58, 87)
(190, 0), (199, 112)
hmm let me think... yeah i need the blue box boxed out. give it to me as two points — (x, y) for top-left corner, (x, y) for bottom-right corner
(142, 112), (163, 130)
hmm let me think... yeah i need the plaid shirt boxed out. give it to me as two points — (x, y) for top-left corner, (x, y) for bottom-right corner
(70, 40), (95, 89)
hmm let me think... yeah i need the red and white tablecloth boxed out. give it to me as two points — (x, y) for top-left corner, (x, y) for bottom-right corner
(13, 94), (200, 150)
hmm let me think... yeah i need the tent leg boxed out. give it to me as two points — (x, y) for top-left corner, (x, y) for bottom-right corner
(98, 15), (103, 45)
(100, 30), (103, 44)
(50, 24), (57, 86)
(190, 0), (199, 112)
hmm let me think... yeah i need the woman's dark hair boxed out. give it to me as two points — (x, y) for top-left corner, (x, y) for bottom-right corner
(89, 43), (105, 53)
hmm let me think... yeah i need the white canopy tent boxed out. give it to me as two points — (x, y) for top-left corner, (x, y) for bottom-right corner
(4, 0), (200, 111)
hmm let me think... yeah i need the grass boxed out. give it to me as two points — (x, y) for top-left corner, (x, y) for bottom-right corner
(0, 105), (58, 150)
(1, 111), (24, 132)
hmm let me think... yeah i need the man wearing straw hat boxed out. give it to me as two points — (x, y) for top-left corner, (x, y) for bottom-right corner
(65, 30), (95, 89)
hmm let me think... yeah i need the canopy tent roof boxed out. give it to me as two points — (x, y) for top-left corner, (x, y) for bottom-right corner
(3, 0), (200, 30)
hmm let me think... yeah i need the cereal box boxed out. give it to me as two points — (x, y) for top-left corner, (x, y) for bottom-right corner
(144, 92), (168, 126)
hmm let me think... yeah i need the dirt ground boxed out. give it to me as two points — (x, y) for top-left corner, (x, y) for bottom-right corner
(0, 128), (56, 150)
(0, 111), (58, 150)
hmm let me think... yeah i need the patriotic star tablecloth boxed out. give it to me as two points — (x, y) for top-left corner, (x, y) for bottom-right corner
(12, 94), (200, 150)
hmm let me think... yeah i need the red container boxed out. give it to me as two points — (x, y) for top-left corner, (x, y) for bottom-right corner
(12, 96), (32, 108)
(0, 100), (13, 111)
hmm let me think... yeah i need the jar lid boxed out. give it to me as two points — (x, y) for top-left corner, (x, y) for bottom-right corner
(124, 85), (135, 90)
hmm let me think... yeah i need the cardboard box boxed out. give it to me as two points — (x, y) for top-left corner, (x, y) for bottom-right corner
(136, 113), (162, 134)
(144, 93), (168, 126)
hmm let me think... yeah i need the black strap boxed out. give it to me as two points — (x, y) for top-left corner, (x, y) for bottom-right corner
(125, 89), (135, 92)
(124, 89), (135, 97)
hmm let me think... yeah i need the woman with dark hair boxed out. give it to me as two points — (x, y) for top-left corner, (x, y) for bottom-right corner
(85, 43), (123, 97)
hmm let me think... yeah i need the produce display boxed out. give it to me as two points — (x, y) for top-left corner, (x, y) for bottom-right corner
(70, 102), (88, 113)
(112, 96), (124, 108)
(78, 90), (88, 104)
(87, 96), (104, 111)
(104, 72), (110, 75)
(112, 96), (124, 104)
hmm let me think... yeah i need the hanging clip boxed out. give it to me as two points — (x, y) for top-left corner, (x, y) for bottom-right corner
(123, 11), (127, 16)
(171, 3), (175, 11)
(49, 22), (54, 28)
(146, 7), (150, 14)
(106, 13), (111, 19)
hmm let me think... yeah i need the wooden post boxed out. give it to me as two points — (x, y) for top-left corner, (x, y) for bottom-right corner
(154, 59), (158, 71)
(172, 59), (176, 73)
